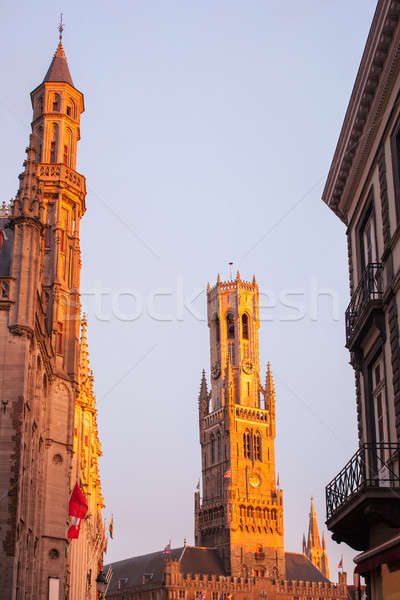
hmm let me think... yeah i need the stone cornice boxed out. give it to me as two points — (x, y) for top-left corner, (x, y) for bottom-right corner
(322, 0), (400, 223)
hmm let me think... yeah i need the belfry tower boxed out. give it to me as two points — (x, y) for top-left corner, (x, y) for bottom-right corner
(0, 29), (87, 598)
(303, 497), (329, 579)
(194, 273), (285, 578)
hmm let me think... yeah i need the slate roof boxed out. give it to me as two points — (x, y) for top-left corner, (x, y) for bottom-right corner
(105, 547), (330, 596)
(105, 546), (225, 595)
(43, 43), (73, 86)
(0, 217), (13, 277)
(285, 552), (330, 583)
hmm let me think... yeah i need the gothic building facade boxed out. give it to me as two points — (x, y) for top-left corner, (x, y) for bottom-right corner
(0, 35), (104, 598)
(106, 274), (348, 600)
(322, 0), (400, 598)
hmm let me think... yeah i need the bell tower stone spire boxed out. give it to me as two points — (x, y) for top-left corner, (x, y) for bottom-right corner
(304, 497), (330, 579)
(195, 273), (285, 579)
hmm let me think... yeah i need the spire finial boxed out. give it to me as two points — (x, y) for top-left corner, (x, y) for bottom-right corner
(58, 13), (64, 43)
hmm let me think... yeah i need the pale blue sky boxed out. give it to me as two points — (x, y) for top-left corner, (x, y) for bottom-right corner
(0, 0), (378, 580)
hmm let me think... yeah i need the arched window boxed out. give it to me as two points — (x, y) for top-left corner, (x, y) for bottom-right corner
(210, 434), (215, 463)
(217, 431), (221, 460)
(56, 322), (63, 354)
(36, 126), (43, 162)
(66, 98), (76, 118)
(50, 124), (58, 163)
(254, 432), (262, 461)
(215, 315), (220, 344)
(52, 93), (60, 112)
(242, 314), (249, 339)
(64, 129), (73, 166)
(243, 431), (251, 458)
(226, 313), (235, 339)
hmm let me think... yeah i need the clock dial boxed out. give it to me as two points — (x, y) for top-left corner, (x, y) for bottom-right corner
(249, 474), (261, 488)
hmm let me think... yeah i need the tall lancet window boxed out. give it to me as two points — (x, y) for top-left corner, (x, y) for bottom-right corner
(64, 129), (73, 167)
(215, 315), (220, 344)
(226, 313), (234, 339)
(243, 431), (251, 458)
(210, 434), (215, 463)
(254, 432), (262, 461)
(242, 314), (249, 339)
(50, 124), (58, 164)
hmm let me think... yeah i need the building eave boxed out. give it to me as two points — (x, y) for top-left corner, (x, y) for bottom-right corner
(322, 0), (400, 224)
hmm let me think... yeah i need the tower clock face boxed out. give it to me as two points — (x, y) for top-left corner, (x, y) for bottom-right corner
(249, 473), (261, 488)
(242, 360), (253, 374)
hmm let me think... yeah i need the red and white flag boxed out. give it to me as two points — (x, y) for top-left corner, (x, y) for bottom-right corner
(67, 482), (88, 539)
(224, 468), (231, 479)
(338, 555), (343, 570)
(163, 542), (171, 555)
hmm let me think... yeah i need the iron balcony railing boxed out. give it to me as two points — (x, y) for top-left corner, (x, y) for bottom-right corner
(326, 442), (400, 521)
(345, 262), (383, 344)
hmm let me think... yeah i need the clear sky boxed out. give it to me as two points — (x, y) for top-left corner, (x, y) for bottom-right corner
(0, 0), (378, 582)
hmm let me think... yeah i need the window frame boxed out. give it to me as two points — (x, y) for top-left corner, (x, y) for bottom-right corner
(355, 189), (378, 274)
(390, 113), (400, 224)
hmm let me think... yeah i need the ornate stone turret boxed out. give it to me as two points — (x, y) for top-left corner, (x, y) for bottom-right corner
(303, 497), (329, 579)
(195, 273), (285, 579)
(0, 24), (91, 599)
(69, 316), (105, 598)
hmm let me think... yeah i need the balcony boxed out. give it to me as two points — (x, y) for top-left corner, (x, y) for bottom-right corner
(345, 263), (383, 348)
(37, 163), (86, 195)
(326, 443), (400, 550)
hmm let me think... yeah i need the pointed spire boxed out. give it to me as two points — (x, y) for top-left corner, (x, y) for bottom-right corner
(252, 274), (257, 286)
(43, 42), (74, 86)
(302, 533), (307, 554)
(265, 361), (275, 401)
(322, 531), (326, 550)
(43, 18), (73, 86)
(198, 370), (209, 418)
(217, 273), (221, 285)
(307, 496), (321, 550)
(78, 314), (95, 405)
(223, 354), (235, 404)
(207, 281), (210, 292)
(236, 270), (240, 281)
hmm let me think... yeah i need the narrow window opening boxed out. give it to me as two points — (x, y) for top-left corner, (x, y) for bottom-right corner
(215, 316), (220, 344)
(44, 228), (51, 249)
(227, 313), (235, 339)
(242, 314), (249, 339)
(50, 141), (56, 164)
(56, 322), (63, 355)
